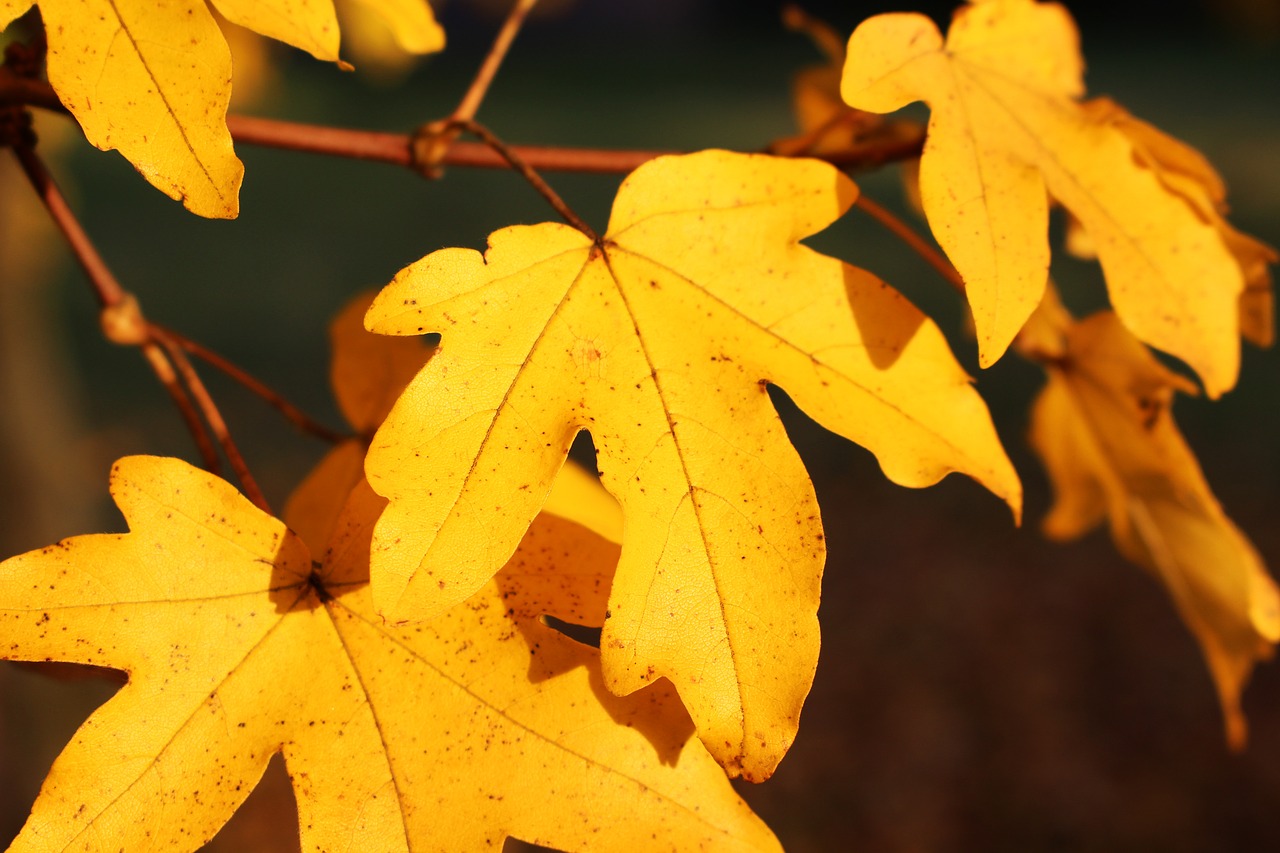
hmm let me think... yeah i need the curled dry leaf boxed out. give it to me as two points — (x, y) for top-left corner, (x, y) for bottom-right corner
(364, 149), (1020, 779)
(0, 455), (780, 852)
(0, 0), (442, 218)
(841, 0), (1247, 395)
(1027, 307), (1280, 748)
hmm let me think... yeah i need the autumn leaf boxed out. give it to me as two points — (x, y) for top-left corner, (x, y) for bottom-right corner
(0, 0), (442, 218)
(281, 290), (434, 551)
(0, 455), (780, 852)
(364, 149), (1020, 779)
(841, 0), (1246, 395)
(771, 6), (863, 158)
(342, 0), (445, 77)
(1074, 97), (1276, 348)
(1024, 304), (1280, 748)
(283, 290), (618, 553)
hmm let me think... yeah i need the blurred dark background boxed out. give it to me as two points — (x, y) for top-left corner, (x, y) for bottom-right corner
(1, 0), (1278, 850)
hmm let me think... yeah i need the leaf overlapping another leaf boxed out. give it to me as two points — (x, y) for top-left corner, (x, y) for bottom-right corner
(0, 0), (443, 218)
(0, 456), (779, 852)
(1025, 304), (1280, 748)
(364, 149), (1020, 780)
(841, 0), (1249, 395)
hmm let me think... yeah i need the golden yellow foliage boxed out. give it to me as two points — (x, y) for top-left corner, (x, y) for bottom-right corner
(0, 456), (780, 852)
(1079, 97), (1277, 348)
(0, 0), (442, 218)
(1025, 305), (1280, 749)
(364, 149), (1020, 779)
(841, 0), (1247, 396)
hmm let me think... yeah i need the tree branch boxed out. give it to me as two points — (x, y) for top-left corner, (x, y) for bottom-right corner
(418, 0), (540, 176)
(2, 72), (924, 175)
(156, 324), (349, 444)
(9, 138), (271, 506)
(150, 326), (272, 514)
(10, 142), (126, 308)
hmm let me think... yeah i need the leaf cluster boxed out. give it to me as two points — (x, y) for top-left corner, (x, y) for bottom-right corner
(0, 1), (1276, 850)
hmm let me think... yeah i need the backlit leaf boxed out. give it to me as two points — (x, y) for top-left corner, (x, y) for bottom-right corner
(1027, 307), (1280, 748)
(0, 456), (780, 852)
(345, 0), (444, 55)
(364, 149), (1020, 779)
(0, 0), (441, 218)
(1080, 97), (1276, 348)
(841, 0), (1246, 394)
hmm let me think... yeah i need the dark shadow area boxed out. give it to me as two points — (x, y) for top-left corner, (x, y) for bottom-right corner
(540, 614), (603, 648)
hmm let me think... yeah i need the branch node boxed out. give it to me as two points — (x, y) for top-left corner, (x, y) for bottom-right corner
(100, 292), (149, 347)
(411, 119), (451, 179)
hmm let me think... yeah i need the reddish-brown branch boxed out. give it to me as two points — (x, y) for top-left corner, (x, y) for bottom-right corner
(150, 327), (272, 514)
(10, 143), (126, 307)
(9, 136), (274, 503)
(0, 66), (61, 112)
(156, 324), (349, 444)
(4, 74), (923, 175)
(140, 343), (222, 473)
(853, 194), (966, 295)
(419, 0), (540, 175)
(226, 113), (675, 173)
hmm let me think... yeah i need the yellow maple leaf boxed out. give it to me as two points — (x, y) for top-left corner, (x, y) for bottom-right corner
(281, 290), (435, 552)
(841, 0), (1245, 395)
(0, 455), (780, 852)
(364, 149), (1021, 779)
(1077, 97), (1277, 348)
(1026, 306), (1280, 749)
(0, 0), (442, 218)
(284, 290), (619, 554)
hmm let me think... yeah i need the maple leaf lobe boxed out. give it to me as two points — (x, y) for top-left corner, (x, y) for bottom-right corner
(841, 0), (1244, 394)
(1, 457), (781, 851)
(365, 149), (1019, 779)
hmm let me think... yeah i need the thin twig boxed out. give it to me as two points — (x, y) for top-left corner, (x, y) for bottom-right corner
(150, 326), (272, 514)
(10, 143), (125, 307)
(853, 194), (966, 295)
(140, 343), (222, 473)
(155, 324), (349, 444)
(456, 0), (539, 124)
(445, 118), (598, 241)
(419, 0), (540, 175)
(10, 140), (234, 465)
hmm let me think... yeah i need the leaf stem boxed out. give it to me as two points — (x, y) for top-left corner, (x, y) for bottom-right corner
(418, 0), (540, 176)
(853, 194), (966, 295)
(155, 324), (349, 444)
(140, 342), (223, 473)
(9, 138), (272, 506)
(439, 118), (599, 241)
(150, 326), (272, 514)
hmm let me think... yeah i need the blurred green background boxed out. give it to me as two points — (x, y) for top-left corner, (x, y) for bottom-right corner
(2, 1), (1278, 850)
